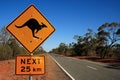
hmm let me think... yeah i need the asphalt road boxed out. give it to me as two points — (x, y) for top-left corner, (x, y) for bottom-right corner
(48, 53), (120, 80)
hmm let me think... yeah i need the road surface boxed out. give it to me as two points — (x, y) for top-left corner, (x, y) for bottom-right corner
(49, 53), (120, 80)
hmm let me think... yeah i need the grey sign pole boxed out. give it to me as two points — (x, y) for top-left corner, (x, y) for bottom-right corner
(29, 75), (32, 80)
(29, 53), (33, 80)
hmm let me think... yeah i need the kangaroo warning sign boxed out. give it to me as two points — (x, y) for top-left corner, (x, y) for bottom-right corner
(16, 56), (45, 75)
(6, 5), (55, 53)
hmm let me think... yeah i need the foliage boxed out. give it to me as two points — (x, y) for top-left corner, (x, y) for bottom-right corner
(50, 43), (68, 56)
(0, 43), (13, 60)
(51, 22), (120, 59)
(34, 46), (46, 54)
(113, 44), (120, 59)
(0, 26), (46, 60)
(97, 22), (120, 58)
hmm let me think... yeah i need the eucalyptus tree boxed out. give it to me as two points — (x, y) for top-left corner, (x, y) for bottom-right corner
(97, 22), (120, 58)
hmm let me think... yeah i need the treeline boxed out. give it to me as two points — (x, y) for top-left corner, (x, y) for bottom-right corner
(0, 27), (45, 60)
(50, 22), (120, 59)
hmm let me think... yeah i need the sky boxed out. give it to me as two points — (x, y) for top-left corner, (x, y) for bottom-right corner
(0, 0), (120, 52)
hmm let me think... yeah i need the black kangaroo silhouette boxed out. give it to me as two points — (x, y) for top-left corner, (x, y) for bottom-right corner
(15, 18), (47, 39)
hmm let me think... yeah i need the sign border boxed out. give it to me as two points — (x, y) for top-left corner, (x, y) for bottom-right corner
(15, 55), (45, 75)
(6, 5), (55, 53)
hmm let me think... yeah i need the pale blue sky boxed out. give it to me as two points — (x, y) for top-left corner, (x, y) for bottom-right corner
(0, 0), (120, 51)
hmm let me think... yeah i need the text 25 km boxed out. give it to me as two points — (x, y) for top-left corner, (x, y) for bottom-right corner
(21, 66), (31, 72)
(21, 66), (42, 72)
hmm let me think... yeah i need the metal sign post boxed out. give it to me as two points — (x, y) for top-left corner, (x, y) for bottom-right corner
(29, 53), (33, 80)
(29, 75), (32, 80)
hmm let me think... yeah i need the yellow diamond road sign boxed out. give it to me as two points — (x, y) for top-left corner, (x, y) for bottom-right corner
(6, 5), (55, 53)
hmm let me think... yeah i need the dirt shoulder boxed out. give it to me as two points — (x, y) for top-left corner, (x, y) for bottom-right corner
(0, 54), (71, 80)
(73, 56), (120, 68)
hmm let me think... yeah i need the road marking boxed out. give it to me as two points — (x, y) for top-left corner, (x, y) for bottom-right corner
(48, 54), (75, 80)
(87, 66), (97, 70)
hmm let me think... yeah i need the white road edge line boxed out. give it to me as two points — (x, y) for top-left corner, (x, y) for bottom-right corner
(87, 65), (97, 70)
(48, 54), (75, 80)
